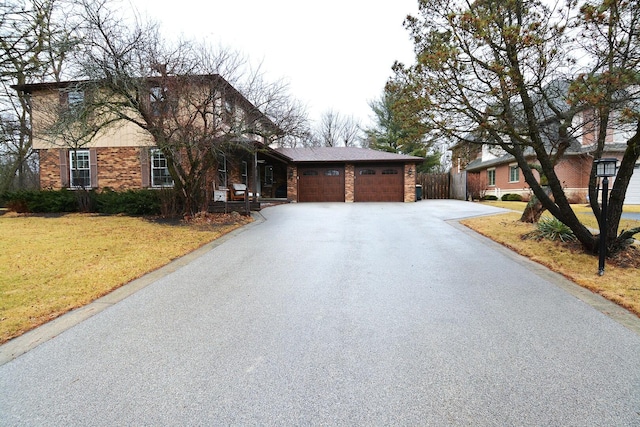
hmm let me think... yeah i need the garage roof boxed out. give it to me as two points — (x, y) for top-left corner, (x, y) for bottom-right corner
(275, 147), (423, 163)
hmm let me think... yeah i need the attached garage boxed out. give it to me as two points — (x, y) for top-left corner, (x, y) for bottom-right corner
(298, 165), (345, 202)
(354, 165), (404, 202)
(275, 147), (423, 203)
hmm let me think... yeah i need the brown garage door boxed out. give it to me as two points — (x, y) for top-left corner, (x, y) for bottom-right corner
(298, 165), (345, 202)
(355, 165), (404, 202)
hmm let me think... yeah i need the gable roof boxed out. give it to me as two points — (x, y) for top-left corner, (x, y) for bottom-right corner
(275, 147), (423, 163)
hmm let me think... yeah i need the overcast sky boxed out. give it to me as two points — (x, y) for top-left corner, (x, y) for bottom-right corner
(130, 0), (420, 128)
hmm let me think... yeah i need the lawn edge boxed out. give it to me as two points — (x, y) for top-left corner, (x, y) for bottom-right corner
(0, 212), (265, 366)
(448, 218), (640, 337)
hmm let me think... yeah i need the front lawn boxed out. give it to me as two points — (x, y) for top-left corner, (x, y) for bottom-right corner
(0, 212), (251, 344)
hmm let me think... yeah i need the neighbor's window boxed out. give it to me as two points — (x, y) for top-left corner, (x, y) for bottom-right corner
(487, 168), (496, 186)
(70, 149), (91, 188)
(509, 165), (519, 182)
(151, 149), (173, 187)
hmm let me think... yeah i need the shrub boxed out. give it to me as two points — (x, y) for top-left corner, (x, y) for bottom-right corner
(522, 216), (576, 242)
(4, 188), (166, 216)
(95, 189), (162, 216)
(501, 193), (523, 201)
(481, 195), (498, 201)
(4, 189), (80, 213)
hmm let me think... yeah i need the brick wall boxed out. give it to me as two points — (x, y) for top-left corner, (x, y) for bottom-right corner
(345, 164), (355, 202)
(38, 147), (144, 190)
(38, 149), (63, 189)
(98, 147), (143, 190)
(404, 164), (416, 202)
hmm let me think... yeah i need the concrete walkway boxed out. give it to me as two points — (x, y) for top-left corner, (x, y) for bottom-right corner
(1, 201), (639, 426)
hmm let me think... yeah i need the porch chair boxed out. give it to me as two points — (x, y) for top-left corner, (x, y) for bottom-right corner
(229, 183), (247, 201)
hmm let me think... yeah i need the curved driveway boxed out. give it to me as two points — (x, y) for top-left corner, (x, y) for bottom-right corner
(1, 201), (639, 425)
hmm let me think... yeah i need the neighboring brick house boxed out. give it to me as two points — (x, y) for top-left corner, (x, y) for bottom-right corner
(455, 82), (640, 204)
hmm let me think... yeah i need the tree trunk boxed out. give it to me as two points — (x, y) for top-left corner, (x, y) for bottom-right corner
(520, 186), (551, 223)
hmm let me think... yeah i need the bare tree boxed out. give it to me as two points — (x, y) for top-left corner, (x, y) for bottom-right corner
(0, 0), (77, 191)
(315, 109), (363, 147)
(60, 0), (307, 213)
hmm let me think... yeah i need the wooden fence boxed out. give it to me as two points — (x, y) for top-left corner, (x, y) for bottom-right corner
(417, 173), (450, 199)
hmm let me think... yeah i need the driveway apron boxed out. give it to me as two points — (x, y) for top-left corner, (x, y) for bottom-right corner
(1, 201), (639, 426)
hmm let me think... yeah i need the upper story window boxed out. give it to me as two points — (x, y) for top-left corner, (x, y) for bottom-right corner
(70, 149), (91, 188)
(487, 168), (496, 186)
(68, 90), (84, 108)
(151, 149), (173, 187)
(150, 86), (167, 116)
(509, 164), (519, 183)
(60, 89), (85, 111)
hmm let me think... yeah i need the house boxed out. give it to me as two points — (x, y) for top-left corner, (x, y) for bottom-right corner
(14, 77), (423, 207)
(452, 82), (640, 204)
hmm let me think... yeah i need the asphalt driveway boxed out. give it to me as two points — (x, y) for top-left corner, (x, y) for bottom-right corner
(1, 201), (639, 426)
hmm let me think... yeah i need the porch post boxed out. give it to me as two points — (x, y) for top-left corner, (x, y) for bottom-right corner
(253, 150), (259, 203)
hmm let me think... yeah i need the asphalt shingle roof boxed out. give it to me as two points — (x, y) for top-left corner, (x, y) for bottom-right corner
(275, 147), (423, 163)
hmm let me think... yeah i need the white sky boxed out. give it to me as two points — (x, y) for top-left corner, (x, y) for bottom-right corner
(129, 0), (419, 127)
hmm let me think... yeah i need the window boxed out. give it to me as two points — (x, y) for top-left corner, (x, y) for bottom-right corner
(487, 168), (496, 186)
(218, 155), (227, 188)
(68, 90), (84, 108)
(265, 165), (274, 185)
(509, 165), (519, 182)
(324, 169), (340, 176)
(241, 161), (248, 185)
(360, 169), (376, 175)
(151, 150), (173, 187)
(70, 149), (91, 188)
(150, 86), (166, 116)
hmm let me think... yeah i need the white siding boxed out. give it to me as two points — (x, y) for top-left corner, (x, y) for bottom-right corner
(626, 164), (640, 205)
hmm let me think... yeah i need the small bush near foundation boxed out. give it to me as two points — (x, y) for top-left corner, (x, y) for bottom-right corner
(4, 189), (80, 213)
(481, 195), (498, 201)
(501, 193), (523, 201)
(4, 188), (166, 216)
(522, 217), (576, 242)
(95, 188), (162, 215)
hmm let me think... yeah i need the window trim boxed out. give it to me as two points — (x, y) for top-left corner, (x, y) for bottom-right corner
(69, 149), (91, 188)
(150, 149), (174, 188)
(508, 164), (519, 183)
(487, 168), (496, 187)
(264, 165), (274, 186)
(218, 155), (227, 188)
